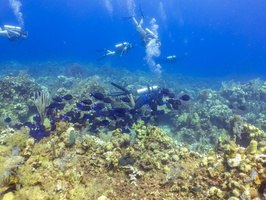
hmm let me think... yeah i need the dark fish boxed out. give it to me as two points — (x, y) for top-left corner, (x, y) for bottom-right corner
(161, 88), (169, 95)
(157, 110), (165, 115)
(103, 97), (112, 103)
(154, 116), (159, 123)
(108, 115), (117, 120)
(94, 111), (102, 117)
(191, 187), (201, 193)
(76, 103), (83, 109)
(101, 119), (110, 126)
(174, 99), (182, 105)
(29, 129), (50, 141)
(78, 118), (86, 124)
(92, 119), (102, 126)
(114, 108), (127, 117)
(172, 103), (179, 110)
(122, 128), (131, 133)
(89, 125), (98, 133)
(50, 125), (56, 131)
(149, 102), (157, 111)
(238, 105), (246, 110)
(53, 97), (63, 102)
(46, 108), (54, 116)
(115, 120), (123, 128)
(70, 118), (78, 123)
(4, 117), (11, 123)
(81, 99), (92, 105)
(57, 103), (65, 110)
(66, 111), (76, 117)
(107, 125), (116, 130)
(38, 124), (46, 131)
(90, 92), (104, 100)
(24, 122), (35, 129)
(180, 94), (190, 101)
(87, 114), (96, 121)
(80, 105), (91, 111)
(228, 104), (234, 109)
(141, 116), (150, 123)
(123, 114), (131, 121)
(13, 123), (23, 130)
(98, 111), (110, 117)
(114, 108), (127, 114)
(167, 99), (175, 104)
(168, 93), (175, 98)
(129, 109), (137, 114)
(120, 97), (130, 102)
(122, 119), (129, 126)
(82, 113), (90, 120)
(158, 93), (164, 100)
(166, 103), (172, 109)
(48, 102), (59, 109)
(75, 112), (81, 119)
(132, 113), (139, 121)
(93, 103), (105, 111)
(63, 94), (73, 100)
(151, 111), (157, 115)
(156, 99), (164, 106)
(33, 115), (41, 124)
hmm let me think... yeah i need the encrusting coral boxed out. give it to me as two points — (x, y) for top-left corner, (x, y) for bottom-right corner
(0, 119), (265, 199)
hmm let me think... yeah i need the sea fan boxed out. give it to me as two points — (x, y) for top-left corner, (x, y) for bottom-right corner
(0, 155), (24, 184)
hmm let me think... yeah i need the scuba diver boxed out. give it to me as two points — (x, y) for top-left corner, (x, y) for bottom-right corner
(156, 55), (177, 64)
(108, 82), (190, 110)
(156, 54), (188, 64)
(0, 25), (28, 42)
(131, 16), (161, 47)
(126, 7), (161, 47)
(96, 42), (133, 60)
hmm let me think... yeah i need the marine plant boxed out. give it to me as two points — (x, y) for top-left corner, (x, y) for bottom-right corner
(33, 89), (51, 123)
(0, 154), (24, 185)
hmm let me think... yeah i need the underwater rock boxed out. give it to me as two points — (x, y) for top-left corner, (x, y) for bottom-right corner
(97, 196), (109, 200)
(208, 186), (223, 198)
(227, 154), (242, 168)
(2, 192), (15, 200)
(246, 140), (258, 155)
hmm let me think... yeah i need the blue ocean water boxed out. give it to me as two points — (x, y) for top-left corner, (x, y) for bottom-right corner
(0, 0), (266, 77)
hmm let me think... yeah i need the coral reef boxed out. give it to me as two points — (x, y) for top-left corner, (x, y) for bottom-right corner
(0, 118), (265, 199)
(1, 66), (266, 199)
(0, 71), (40, 123)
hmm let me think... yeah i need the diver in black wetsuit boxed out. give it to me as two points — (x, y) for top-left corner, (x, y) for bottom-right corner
(96, 42), (133, 60)
(131, 16), (161, 47)
(107, 82), (190, 110)
(125, 6), (161, 47)
(0, 25), (28, 42)
(156, 55), (177, 64)
(156, 54), (188, 64)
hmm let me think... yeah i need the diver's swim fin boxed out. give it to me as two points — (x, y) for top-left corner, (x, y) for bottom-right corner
(96, 55), (107, 60)
(121, 16), (134, 20)
(111, 82), (131, 94)
(107, 91), (128, 96)
(139, 5), (144, 18)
